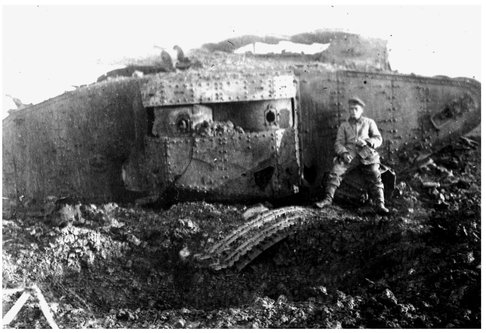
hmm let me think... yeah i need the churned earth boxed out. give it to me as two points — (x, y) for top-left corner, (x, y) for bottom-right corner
(2, 137), (480, 328)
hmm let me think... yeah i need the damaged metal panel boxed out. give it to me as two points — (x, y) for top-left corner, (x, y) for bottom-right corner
(151, 105), (213, 137)
(211, 99), (293, 132)
(129, 83), (301, 201)
(420, 77), (480, 152)
(296, 67), (339, 188)
(2, 78), (146, 205)
(162, 129), (300, 201)
(387, 76), (425, 164)
(207, 133), (277, 197)
(274, 128), (301, 195)
(140, 70), (296, 107)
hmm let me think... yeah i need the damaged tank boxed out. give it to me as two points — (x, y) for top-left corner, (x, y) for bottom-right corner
(2, 63), (480, 211)
(1, 31), (481, 328)
(1, 32), (481, 269)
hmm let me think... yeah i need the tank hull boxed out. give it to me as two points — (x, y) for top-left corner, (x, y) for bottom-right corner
(2, 78), (146, 206)
(297, 68), (480, 188)
(2, 67), (480, 210)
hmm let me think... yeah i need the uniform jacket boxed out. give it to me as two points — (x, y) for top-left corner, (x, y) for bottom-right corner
(334, 116), (382, 164)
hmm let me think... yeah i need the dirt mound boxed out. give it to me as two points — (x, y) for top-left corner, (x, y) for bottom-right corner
(2, 138), (480, 328)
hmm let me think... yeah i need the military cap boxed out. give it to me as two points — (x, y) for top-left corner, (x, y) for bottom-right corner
(348, 96), (366, 107)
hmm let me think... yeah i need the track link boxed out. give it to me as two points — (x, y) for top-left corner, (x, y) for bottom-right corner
(197, 206), (318, 271)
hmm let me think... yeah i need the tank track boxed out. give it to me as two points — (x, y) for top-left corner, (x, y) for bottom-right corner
(196, 206), (318, 271)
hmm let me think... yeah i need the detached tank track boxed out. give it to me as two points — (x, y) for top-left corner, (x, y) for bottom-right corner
(197, 206), (318, 271)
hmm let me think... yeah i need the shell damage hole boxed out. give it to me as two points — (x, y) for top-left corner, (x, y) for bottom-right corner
(254, 166), (275, 190)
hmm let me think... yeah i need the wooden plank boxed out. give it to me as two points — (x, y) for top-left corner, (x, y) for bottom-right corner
(2, 291), (31, 326)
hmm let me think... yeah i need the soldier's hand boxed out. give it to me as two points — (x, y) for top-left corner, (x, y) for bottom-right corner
(356, 138), (367, 147)
(341, 153), (353, 164)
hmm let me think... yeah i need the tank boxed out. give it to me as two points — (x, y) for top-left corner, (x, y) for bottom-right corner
(2, 47), (481, 273)
(2, 61), (480, 213)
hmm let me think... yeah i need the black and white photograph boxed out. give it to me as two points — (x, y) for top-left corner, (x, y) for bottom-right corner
(2, 1), (482, 329)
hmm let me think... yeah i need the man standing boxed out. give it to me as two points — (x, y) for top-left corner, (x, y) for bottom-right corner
(315, 96), (389, 214)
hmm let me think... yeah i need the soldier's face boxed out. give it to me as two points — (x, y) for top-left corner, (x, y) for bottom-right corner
(349, 104), (363, 120)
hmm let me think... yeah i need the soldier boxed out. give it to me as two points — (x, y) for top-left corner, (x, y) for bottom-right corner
(315, 96), (389, 214)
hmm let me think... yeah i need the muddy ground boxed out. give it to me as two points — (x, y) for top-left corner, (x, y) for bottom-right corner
(2, 137), (480, 328)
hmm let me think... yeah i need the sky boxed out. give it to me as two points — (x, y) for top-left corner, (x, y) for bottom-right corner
(1, 3), (482, 113)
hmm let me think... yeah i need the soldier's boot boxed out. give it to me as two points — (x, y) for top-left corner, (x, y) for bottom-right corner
(372, 187), (389, 215)
(314, 184), (338, 209)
